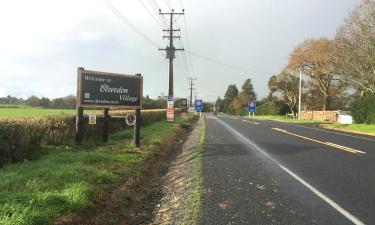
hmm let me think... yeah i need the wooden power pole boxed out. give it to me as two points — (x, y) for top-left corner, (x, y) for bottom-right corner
(159, 9), (184, 98)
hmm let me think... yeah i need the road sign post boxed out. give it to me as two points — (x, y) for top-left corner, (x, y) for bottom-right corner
(167, 96), (174, 122)
(180, 98), (188, 118)
(195, 99), (203, 117)
(248, 101), (256, 117)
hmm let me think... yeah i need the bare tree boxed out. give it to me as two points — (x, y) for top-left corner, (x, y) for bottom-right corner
(336, 0), (375, 95)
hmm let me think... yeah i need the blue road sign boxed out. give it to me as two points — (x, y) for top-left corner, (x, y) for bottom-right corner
(248, 101), (256, 112)
(195, 99), (203, 111)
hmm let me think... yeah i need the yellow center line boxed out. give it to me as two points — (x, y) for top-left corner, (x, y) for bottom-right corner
(271, 128), (364, 154)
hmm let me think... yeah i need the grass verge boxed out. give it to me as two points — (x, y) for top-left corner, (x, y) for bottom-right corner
(321, 123), (375, 136)
(249, 115), (332, 124)
(0, 118), (183, 225)
(180, 117), (205, 225)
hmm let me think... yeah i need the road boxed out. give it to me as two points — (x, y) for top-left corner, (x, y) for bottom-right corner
(199, 114), (375, 225)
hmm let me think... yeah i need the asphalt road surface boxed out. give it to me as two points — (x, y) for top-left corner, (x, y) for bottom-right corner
(199, 114), (375, 225)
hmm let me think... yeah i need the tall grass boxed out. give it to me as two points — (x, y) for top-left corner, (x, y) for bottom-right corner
(0, 119), (180, 225)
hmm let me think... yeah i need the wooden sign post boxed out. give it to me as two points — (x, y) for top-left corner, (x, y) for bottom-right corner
(75, 67), (143, 146)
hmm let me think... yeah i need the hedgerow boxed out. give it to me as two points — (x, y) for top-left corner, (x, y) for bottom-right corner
(0, 109), (168, 166)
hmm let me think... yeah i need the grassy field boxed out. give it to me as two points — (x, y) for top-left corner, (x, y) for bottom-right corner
(0, 117), (186, 225)
(249, 115), (332, 124)
(0, 105), (100, 118)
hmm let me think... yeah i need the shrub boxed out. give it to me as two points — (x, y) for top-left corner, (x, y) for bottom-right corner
(256, 101), (281, 115)
(0, 118), (46, 166)
(0, 109), (167, 166)
(350, 94), (375, 124)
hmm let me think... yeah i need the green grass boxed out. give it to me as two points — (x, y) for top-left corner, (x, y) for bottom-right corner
(323, 123), (375, 135)
(180, 118), (205, 225)
(0, 106), (100, 118)
(250, 115), (332, 124)
(0, 119), (180, 225)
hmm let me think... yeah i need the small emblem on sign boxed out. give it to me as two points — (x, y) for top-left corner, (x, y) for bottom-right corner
(125, 113), (136, 126)
(88, 114), (96, 125)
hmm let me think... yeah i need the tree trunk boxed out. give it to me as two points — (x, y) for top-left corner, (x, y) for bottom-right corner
(322, 95), (327, 111)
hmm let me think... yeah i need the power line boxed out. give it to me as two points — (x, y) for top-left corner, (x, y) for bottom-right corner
(137, 0), (164, 28)
(149, 0), (169, 26)
(186, 50), (275, 74)
(179, 3), (196, 77)
(165, 0), (173, 11)
(103, 0), (161, 48)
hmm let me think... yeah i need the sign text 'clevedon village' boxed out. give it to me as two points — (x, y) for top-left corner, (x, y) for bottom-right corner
(77, 70), (143, 108)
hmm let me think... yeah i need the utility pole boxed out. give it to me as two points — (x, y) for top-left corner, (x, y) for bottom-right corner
(188, 77), (196, 107)
(158, 9), (184, 99)
(298, 70), (302, 120)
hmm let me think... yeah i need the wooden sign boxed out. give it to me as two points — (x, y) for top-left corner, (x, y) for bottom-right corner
(77, 69), (143, 109)
(75, 68), (143, 147)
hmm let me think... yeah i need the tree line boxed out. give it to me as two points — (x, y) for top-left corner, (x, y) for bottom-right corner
(0, 95), (77, 108)
(215, 78), (256, 115)
(268, 0), (375, 115)
(0, 94), (174, 110)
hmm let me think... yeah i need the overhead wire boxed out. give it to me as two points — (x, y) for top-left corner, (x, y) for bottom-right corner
(180, 6), (196, 78)
(103, 0), (274, 77)
(165, 0), (173, 10)
(137, 0), (164, 28)
(102, 0), (161, 48)
(150, 0), (169, 26)
(186, 50), (275, 75)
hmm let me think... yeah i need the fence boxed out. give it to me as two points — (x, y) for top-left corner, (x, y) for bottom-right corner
(300, 111), (339, 122)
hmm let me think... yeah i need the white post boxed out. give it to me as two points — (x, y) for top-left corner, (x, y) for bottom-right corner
(298, 70), (302, 120)
(249, 112), (250, 118)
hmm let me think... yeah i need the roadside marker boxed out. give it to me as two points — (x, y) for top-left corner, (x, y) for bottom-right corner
(271, 128), (366, 155)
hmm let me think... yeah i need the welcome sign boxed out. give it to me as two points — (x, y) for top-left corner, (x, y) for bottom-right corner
(77, 70), (143, 108)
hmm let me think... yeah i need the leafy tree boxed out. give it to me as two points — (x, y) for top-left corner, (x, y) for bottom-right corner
(39, 97), (50, 108)
(268, 71), (300, 115)
(241, 78), (256, 100)
(287, 38), (348, 110)
(229, 97), (242, 115)
(224, 84), (239, 100)
(143, 95), (167, 109)
(215, 97), (222, 112)
(49, 98), (65, 108)
(239, 78), (256, 107)
(0, 95), (24, 105)
(25, 96), (41, 107)
(222, 84), (239, 112)
(350, 94), (375, 124)
(202, 102), (214, 112)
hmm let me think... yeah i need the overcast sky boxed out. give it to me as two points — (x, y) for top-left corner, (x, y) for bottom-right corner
(0, 0), (359, 102)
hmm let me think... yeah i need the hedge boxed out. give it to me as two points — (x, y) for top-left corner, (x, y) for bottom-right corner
(350, 94), (375, 124)
(0, 109), (169, 167)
